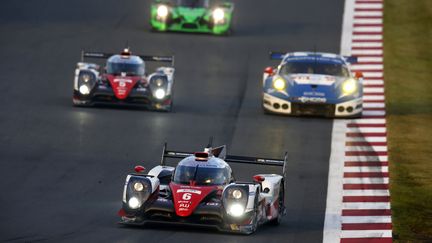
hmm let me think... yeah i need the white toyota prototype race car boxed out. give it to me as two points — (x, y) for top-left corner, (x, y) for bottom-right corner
(73, 48), (175, 111)
(118, 140), (287, 234)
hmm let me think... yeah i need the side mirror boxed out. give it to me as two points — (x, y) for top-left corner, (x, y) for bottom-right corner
(264, 67), (274, 75)
(355, 71), (364, 79)
(134, 165), (146, 173)
(253, 175), (265, 183)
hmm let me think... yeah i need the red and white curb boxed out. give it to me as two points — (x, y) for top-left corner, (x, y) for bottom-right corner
(324, 0), (392, 242)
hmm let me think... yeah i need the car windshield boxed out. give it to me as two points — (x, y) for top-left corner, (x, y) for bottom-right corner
(173, 165), (229, 186)
(280, 61), (350, 77)
(106, 62), (145, 76)
(177, 0), (208, 7)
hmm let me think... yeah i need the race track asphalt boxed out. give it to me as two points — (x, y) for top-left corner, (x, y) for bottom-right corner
(0, 0), (344, 242)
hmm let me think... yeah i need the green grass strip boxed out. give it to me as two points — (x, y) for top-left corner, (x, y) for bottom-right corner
(385, 0), (432, 241)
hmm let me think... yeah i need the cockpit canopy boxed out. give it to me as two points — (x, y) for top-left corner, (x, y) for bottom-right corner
(177, 0), (209, 8)
(279, 53), (350, 77)
(106, 55), (145, 76)
(173, 156), (231, 186)
(279, 60), (350, 77)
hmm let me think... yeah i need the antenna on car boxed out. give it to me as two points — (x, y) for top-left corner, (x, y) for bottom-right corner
(207, 136), (214, 149)
(160, 142), (167, 166)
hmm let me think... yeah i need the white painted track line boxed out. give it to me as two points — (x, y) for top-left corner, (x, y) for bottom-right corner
(342, 216), (392, 224)
(341, 230), (392, 238)
(344, 178), (389, 184)
(343, 190), (390, 196)
(344, 167), (389, 173)
(343, 202), (391, 210)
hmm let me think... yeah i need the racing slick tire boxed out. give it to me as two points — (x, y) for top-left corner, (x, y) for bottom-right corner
(244, 192), (259, 235)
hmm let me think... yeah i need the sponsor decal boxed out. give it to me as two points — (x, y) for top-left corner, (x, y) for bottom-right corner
(113, 78), (133, 88)
(176, 189), (202, 195)
(292, 75), (336, 85)
(107, 75), (140, 99)
(296, 96), (327, 103)
(206, 202), (220, 206)
(303, 91), (325, 96)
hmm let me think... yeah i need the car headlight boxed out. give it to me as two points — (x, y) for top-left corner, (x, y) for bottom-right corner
(79, 85), (90, 95)
(228, 203), (245, 217)
(154, 89), (166, 99)
(273, 77), (286, 91)
(232, 189), (242, 199)
(157, 5), (169, 18)
(155, 78), (165, 87)
(133, 182), (144, 192)
(212, 8), (225, 23)
(342, 78), (358, 95)
(128, 197), (141, 209)
(82, 74), (91, 82)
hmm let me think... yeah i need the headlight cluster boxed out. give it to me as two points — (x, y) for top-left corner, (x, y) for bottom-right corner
(228, 203), (245, 217)
(342, 78), (358, 95)
(223, 186), (248, 217)
(154, 89), (166, 100)
(128, 197), (140, 209)
(273, 77), (286, 91)
(150, 76), (168, 100)
(212, 8), (225, 23)
(126, 178), (152, 210)
(156, 5), (169, 19)
(78, 71), (96, 95)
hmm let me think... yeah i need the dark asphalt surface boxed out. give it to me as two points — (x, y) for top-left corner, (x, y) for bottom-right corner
(0, 0), (344, 242)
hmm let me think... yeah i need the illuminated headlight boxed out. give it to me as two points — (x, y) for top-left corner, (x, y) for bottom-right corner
(155, 79), (164, 87)
(154, 89), (166, 99)
(133, 182), (144, 192)
(79, 85), (90, 95)
(82, 74), (91, 82)
(228, 203), (244, 217)
(128, 197), (141, 209)
(273, 77), (286, 91)
(157, 5), (169, 18)
(212, 8), (225, 23)
(232, 189), (242, 199)
(342, 78), (358, 95)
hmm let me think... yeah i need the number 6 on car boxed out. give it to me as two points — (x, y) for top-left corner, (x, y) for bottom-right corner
(182, 193), (192, 200)
(118, 140), (288, 234)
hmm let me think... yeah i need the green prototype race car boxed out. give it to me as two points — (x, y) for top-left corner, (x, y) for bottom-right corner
(150, 0), (234, 35)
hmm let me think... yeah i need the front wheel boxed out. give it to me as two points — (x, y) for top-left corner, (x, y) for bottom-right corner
(269, 182), (285, 225)
(244, 193), (259, 234)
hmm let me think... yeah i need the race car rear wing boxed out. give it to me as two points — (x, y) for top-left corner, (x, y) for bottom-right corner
(269, 51), (358, 64)
(80, 51), (175, 66)
(159, 143), (288, 177)
(269, 52), (287, 60)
